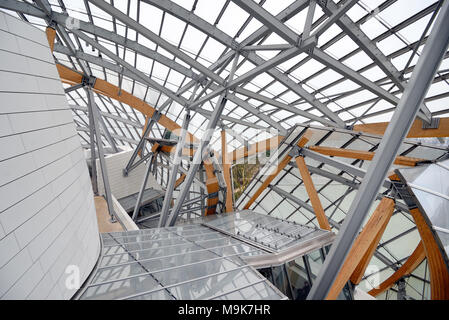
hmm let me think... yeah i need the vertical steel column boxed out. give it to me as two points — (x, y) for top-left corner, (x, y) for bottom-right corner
(98, 112), (119, 153)
(199, 166), (205, 216)
(307, 1), (449, 300)
(158, 112), (191, 227)
(131, 154), (153, 221)
(165, 95), (228, 226)
(86, 86), (116, 221)
(88, 95), (98, 195)
(186, 179), (191, 220)
(230, 164), (236, 211)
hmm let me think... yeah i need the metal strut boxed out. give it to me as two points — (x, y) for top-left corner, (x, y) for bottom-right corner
(158, 112), (191, 227)
(307, 1), (449, 299)
(123, 111), (161, 176)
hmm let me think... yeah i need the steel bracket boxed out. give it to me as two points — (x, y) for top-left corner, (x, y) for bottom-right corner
(82, 75), (97, 88)
(289, 146), (303, 158)
(422, 117), (440, 129)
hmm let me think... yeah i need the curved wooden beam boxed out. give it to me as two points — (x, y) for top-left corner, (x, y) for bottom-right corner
(350, 203), (393, 285)
(228, 136), (283, 162)
(410, 208), (449, 300)
(368, 242), (426, 297)
(243, 131), (312, 210)
(295, 155), (331, 230)
(309, 146), (424, 167)
(203, 158), (220, 215)
(45, 26), (56, 52)
(326, 197), (395, 300)
(354, 118), (449, 138)
(174, 173), (186, 189)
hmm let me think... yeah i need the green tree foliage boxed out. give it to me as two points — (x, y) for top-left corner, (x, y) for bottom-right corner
(232, 158), (261, 201)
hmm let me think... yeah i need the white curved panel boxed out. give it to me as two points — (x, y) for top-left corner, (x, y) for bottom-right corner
(0, 12), (100, 300)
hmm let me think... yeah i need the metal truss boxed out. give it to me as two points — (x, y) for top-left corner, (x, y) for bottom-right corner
(2, 0), (448, 301)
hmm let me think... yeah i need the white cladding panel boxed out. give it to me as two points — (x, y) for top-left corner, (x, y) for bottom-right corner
(0, 12), (100, 300)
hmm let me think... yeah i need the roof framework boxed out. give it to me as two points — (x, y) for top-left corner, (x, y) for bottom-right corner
(2, 0), (448, 300)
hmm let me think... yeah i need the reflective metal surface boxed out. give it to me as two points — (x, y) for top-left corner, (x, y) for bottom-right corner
(77, 223), (285, 300)
(398, 159), (449, 261)
(77, 210), (334, 300)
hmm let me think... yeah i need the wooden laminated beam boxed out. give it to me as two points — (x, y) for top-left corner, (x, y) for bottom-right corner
(354, 117), (449, 138)
(365, 171), (426, 297)
(368, 242), (426, 297)
(243, 131), (312, 210)
(409, 208), (449, 300)
(295, 155), (331, 230)
(229, 136), (283, 162)
(56, 64), (196, 142)
(174, 173), (186, 189)
(350, 207), (393, 285)
(45, 26), (56, 52)
(326, 197), (395, 300)
(309, 145), (424, 167)
(159, 145), (195, 157)
(221, 130), (233, 212)
(226, 117), (449, 163)
(203, 158), (220, 215)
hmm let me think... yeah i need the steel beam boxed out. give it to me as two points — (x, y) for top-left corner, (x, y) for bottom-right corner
(301, 148), (391, 190)
(7, 0), (339, 129)
(86, 86), (116, 221)
(241, 44), (293, 51)
(308, 1), (449, 299)
(144, 0), (345, 127)
(269, 184), (315, 215)
(123, 113), (158, 176)
(158, 113), (191, 227)
(199, 167), (205, 216)
(233, 87), (337, 127)
(316, 0), (433, 123)
(230, 0), (301, 45)
(303, 0), (316, 39)
(64, 83), (84, 94)
(311, 0), (360, 38)
(188, 39), (316, 110)
(87, 0), (225, 86)
(87, 95), (98, 195)
(34, 0), (91, 75)
(159, 152), (207, 191)
(72, 30), (190, 107)
(69, 104), (143, 128)
(56, 45), (277, 131)
(165, 95), (230, 226)
(131, 155), (153, 221)
(270, 183), (397, 268)
(310, 48), (401, 107)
